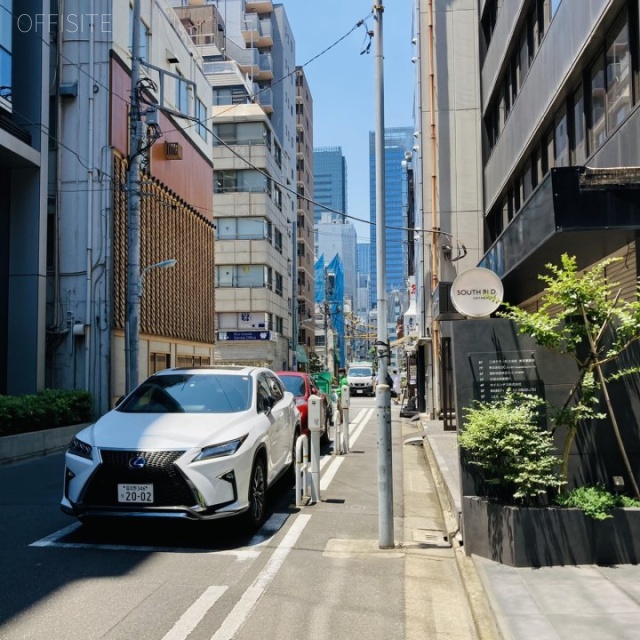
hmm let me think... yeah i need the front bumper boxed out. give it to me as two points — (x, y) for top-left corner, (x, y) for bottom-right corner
(61, 446), (253, 521)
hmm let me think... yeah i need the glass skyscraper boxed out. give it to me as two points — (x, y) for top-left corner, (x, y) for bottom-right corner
(313, 147), (347, 224)
(369, 127), (414, 308)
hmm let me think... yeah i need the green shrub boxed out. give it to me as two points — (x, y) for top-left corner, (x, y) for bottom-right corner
(459, 390), (565, 503)
(0, 389), (94, 436)
(556, 485), (640, 520)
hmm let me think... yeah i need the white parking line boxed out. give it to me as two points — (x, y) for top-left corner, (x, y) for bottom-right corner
(319, 408), (374, 492)
(210, 513), (311, 640)
(161, 585), (228, 640)
(29, 513), (291, 560)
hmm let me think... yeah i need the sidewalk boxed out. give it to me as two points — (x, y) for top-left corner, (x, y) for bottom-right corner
(420, 417), (640, 640)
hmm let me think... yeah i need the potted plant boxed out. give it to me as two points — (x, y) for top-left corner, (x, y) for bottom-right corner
(458, 254), (640, 566)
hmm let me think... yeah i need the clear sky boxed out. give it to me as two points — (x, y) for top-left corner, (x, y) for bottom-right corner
(282, 1), (415, 243)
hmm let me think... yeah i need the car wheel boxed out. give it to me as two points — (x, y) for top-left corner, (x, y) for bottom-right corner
(243, 456), (267, 530)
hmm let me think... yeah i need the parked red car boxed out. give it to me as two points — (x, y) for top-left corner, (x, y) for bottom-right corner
(275, 372), (330, 440)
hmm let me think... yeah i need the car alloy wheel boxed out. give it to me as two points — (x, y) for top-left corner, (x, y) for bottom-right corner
(245, 457), (267, 529)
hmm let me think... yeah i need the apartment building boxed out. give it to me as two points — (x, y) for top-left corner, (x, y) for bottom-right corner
(295, 66), (315, 365)
(175, 0), (297, 369)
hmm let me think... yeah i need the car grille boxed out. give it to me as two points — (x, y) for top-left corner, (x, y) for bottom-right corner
(80, 449), (196, 507)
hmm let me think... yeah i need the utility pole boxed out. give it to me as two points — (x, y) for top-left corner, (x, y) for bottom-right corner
(374, 3), (394, 549)
(125, 0), (144, 393)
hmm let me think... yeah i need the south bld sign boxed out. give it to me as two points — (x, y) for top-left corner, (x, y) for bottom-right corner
(450, 268), (504, 318)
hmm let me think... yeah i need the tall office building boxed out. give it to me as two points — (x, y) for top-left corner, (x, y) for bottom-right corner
(313, 146), (347, 224)
(411, 0), (640, 419)
(315, 218), (357, 304)
(368, 127), (415, 309)
(356, 242), (371, 315)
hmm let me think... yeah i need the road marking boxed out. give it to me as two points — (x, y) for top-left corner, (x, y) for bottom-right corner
(210, 513), (311, 640)
(319, 408), (373, 492)
(161, 586), (228, 640)
(30, 513), (291, 560)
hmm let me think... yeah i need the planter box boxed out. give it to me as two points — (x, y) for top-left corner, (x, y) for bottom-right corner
(0, 423), (89, 465)
(462, 495), (640, 566)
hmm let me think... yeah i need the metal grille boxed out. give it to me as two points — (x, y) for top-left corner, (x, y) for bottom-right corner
(81, 449), (196, 507)
(112, 153), (215, 343)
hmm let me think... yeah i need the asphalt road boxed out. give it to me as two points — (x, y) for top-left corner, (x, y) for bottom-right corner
(0, 398), (411, 640)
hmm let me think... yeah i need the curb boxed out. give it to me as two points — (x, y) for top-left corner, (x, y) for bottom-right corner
(420, 423), (503, 640)
(0, 423), (89, 465)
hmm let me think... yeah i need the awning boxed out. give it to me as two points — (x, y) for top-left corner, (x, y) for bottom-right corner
(296, 345), (309, 364)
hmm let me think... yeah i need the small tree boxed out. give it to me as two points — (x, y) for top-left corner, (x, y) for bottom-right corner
(459, 391), (564, 503)
(498, 254), (640, 499)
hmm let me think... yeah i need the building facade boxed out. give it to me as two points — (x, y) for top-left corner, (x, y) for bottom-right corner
(315, 217), (357, 305)
(175, 0), (297, 370)
(368, 127), (415, 311)
(0, 0), (216, 412)
(412, 0), (640, 418)
(313, 146), (347, 224)
(295, 66), (315, 364)
(0, 0), (50, 397)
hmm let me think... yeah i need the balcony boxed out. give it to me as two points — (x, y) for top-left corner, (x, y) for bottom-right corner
(244, 0), (273, 14)
(480, 167), (640, 304)
(256, 53), (273, 81)
(256, 86), (273, 113)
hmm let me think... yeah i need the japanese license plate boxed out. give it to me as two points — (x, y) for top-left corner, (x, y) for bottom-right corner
(356, 389), (364, 394)
(118, 484), (154, 503)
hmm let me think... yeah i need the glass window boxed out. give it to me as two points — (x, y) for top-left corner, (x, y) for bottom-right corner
(571, 86), (586, 164)
(0, 0), (12, 105)
(606, 13), (631, 132)
(554, 106), (569, 167)
(196, 98), (207, 140)
(238, 218), (266, 239)
(213, 88), (232, 105)
(589, 53), (606, 151)
(175, 74), (189, 114)
(118, 373), (252, 414)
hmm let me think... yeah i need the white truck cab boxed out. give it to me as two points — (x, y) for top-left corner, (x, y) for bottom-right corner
(347, 362), (376, 397)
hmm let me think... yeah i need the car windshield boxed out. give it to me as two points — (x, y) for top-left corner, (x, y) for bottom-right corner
(279, 375), (306, 397)
(117, 374), (252, 414)
(349, 368), (372, 377)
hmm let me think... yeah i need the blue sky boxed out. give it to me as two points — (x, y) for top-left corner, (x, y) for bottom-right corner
(282, 0), (415, 242)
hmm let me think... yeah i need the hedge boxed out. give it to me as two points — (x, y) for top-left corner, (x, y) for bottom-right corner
(0, 389), (94, 437)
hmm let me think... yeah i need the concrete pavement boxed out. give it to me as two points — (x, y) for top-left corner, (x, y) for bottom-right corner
(421, 417), (640, 640)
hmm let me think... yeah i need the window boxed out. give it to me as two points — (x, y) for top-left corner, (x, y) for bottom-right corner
(149, 352), (170, 375)
(213, 88), (232, 105)
(605, 12), (631, 133)
(275, 272), (283, 296)
(215, 265), (272, 288)
(213, 121), (266, 146)
(177, 355), (211, 367)
(571, 85), (586, 164)
(214, 169), (267, 193)
(589, 52), (606, 151)
(216, 217), (269, 240)
(196, 98), (207, 140)
(554, 106), (569, 167)
(273, 185), (282, 210)
(274, 228), (283, 253)
(175, 73), (190, 114)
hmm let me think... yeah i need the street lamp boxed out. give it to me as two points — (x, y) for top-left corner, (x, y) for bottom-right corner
(125, 258), (177, 392)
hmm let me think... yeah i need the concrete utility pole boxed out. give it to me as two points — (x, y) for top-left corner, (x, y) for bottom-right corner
(374, 2), (394, 549)
(125, 0), (144, 393)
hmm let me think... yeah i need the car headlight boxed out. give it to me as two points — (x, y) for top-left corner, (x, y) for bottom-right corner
(193, 435), (248, 461)
(68, 436), (93, 460)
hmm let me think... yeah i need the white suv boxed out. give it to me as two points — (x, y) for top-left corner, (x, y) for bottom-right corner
(61, 366), (300, 530)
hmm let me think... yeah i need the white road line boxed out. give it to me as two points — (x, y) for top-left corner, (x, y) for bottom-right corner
(30, 522), (81, 546)
(161, 586), (228, 640)
(210, 513), (311, 640)
(319, 407), (374, 492)
(245, 512), (289, 547)
(320, 457), (344, 491)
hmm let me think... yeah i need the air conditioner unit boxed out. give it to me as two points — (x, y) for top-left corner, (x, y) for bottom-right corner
(165, 142), (183, 160)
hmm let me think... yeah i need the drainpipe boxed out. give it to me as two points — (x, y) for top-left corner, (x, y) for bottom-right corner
(84, 0), (96, 391)
(427, 0), (440, 418)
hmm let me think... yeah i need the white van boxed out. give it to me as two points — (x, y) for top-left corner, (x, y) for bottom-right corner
(347, 362), (376, 397)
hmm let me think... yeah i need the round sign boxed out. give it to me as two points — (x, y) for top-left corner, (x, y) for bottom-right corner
(450, 268), (504, 318)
